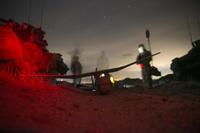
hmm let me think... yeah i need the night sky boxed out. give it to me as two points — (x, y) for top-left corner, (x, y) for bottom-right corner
(1, 0), (200, 79)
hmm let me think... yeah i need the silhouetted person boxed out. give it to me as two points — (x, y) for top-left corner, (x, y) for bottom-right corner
(136, 44), (152, 88)
(97, 51), (109, 70)
(70, 55), (82, 87)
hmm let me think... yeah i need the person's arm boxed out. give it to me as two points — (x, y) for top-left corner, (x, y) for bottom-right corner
(79, 63), (83, 73)
(136, 54), (142, 64)
(70, 63), (75, 73)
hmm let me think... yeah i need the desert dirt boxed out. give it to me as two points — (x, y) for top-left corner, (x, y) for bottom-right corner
(0, 81), (200, 133)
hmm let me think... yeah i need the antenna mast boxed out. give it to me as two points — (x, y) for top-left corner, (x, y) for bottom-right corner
(197, 16), (200, 35)
(187, 17), (193, 46)
(40, 0), (45, 27)
(146, 29), (153, 65)
(28, 0), (32, 23)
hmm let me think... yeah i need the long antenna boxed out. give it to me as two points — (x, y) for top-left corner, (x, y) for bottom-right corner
(146, 29), (152, 53)
(187, 17), (193, 46)
(146, 29), (153, 65)
(197, 16), (200, 35)
(40, 0), (45, 27)
(28, 0), (32, 23)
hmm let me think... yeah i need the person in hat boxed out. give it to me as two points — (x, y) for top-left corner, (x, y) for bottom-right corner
(136, 44), (152, 88)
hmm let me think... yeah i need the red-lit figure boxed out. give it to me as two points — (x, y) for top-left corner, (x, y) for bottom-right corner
(136, 44), (152, 88)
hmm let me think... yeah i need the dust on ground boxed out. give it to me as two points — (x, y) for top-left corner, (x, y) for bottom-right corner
(0, 81), (200, 133)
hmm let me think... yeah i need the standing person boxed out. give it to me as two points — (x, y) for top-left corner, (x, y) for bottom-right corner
(136, 44), (152, 88)
(96, 51), (109, 70)
(70, 55), (82, 87)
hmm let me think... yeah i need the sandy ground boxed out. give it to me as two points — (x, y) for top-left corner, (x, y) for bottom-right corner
(0, 81), (200, 133)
